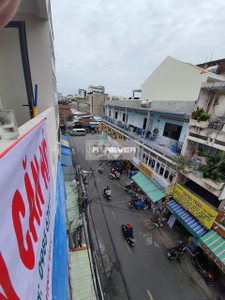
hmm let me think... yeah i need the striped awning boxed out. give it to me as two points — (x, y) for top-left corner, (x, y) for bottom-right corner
(166, 200), (208, 238)
(198, 230), (225, 273)
(99, 137), (106, 145)
(131, 172), (164, 203)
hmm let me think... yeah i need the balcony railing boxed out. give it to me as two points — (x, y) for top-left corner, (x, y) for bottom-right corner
(101, 116), (183, 155)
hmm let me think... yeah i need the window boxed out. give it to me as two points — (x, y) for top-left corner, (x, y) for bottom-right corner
(115, 111), (118, 119)
(163, 123), (182, 141)
(123, 113), (126, 122)
(143, 118), (147, 129)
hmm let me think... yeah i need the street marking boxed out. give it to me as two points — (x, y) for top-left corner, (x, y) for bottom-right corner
(111, 211), (116, 219)
(147, 290), (154, 300)
(97, 178), (100, 183)
(72, 149), (75, 154)
(124, 240), (132, 254)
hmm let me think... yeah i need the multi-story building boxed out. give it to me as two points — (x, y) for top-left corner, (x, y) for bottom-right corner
(101, 56), (225, 278)
(0, 1), (100, 299)
(87, 84), (105, 94)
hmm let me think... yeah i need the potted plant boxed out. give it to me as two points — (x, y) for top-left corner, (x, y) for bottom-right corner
(190, 107), (211, 128)
(198, 152), (225, 190)
(195, 149), (207, 157)
(171, 154), (194, 173)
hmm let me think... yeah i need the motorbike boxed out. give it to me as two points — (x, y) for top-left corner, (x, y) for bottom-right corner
(109, 173), (116, 179)
(167, 241), (186, 260)
(103, 188), (111, 200)
(122, 224), (135, 246)
(124, 181), (134, 193)
(98, 166), (103, 174)
(83, 176), (87, 185)
(192, 251), (216, 287)
(128, 198), (150, 209)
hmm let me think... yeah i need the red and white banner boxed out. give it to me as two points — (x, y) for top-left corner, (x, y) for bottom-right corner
(0, 121), (54, 300)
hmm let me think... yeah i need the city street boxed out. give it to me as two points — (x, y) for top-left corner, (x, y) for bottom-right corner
(69, 133), (220, 300)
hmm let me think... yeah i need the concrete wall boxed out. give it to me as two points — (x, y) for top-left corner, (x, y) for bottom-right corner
(141, 56), (210, 102)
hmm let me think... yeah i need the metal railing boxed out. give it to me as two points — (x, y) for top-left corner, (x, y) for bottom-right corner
(102, 116), (183, 155)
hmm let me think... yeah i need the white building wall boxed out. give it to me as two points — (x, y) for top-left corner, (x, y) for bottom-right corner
(141, 56), (224, 102)
(13, 13), (56, 114)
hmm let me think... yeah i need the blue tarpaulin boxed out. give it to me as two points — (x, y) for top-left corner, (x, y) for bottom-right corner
(52, 161), (70, 300)
(61, 145), (72, 156)
(62, 135), (68, 141)
(61, 154), (72, 166)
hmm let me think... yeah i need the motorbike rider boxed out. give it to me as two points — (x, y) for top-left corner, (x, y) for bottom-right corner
(104, 186), (111, 196)
(124, 224), (133, 238)
(98, 163), (103, 171)
(111, 168), (116, 175)
(105, 187), (111, 197)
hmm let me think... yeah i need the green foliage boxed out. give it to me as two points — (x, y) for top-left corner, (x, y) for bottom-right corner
(191, 107), (211, 122)
(198, 152), (225, 182)
(171, 154), (194, 173)
(58, 100), (69, 105)
(195, 149), (207, 157)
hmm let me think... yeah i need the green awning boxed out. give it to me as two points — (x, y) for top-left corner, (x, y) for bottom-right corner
(131, 172), (165, 203)
(104, 141), (111, 147)
(198, 230), (225, 273)
(98, 137), (106, 145)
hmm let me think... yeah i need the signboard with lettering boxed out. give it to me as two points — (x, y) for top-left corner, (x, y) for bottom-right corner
(173, 183), (218, 229)
(139, 162), (153, 179)
(165, 184), (175, 196)
(0, 120), (54, 299)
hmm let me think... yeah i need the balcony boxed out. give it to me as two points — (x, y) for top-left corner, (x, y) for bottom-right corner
(101, 116), (183, 157)
(188, 116), (225, 148)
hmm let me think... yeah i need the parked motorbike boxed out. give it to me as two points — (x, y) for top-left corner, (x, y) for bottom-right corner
(122, 224), (135, 246)
(83, 176), (87, 185)
(124, 181), (134, 193)
(167, 241), (186, 260)
(128, 198), (150, 209)
(192, 251), (216, 287)
(103, 188), (111, 200)
(109, 173), (116, 179)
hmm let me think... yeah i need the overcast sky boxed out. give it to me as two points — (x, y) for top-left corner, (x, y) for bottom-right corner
(51, 0), (225, 98)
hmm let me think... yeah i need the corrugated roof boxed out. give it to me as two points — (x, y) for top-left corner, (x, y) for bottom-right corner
(70, 250), (97, 300)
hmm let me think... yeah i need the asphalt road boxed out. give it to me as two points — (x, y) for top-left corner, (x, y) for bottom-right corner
(68, 133), (220, 300)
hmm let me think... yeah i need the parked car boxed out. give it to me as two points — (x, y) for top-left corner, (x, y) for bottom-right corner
(192, 250), (218, 287)
(70, 128), (86, 136)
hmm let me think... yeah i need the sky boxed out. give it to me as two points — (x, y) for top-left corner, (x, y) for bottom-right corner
(51, 0), (225, 98)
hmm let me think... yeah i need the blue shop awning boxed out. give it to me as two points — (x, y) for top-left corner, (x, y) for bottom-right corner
(166, 200), (208, 238)
(61, 145), (72, 156)
(61, 154), (72, 166)
(131, 172), (165, 203)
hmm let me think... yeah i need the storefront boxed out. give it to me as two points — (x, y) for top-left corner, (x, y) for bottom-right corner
(166, 183), (218, 239)
(198, 229), (225, 274)
(131, 171), (165, 204)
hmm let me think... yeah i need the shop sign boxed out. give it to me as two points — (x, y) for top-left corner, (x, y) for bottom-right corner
(173, 183), (218, 229)
(165, 184), (175, 196)
(0, 121), (54, 299)
(139, 162), (153, 179)
(199, 243), (225, 273)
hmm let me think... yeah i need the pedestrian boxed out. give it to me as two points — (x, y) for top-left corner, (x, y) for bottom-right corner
(116, 171), (120, 180)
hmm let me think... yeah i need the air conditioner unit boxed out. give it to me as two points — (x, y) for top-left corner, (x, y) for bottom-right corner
(141, 99), (151, 108)
(0, 109), (19, 141)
